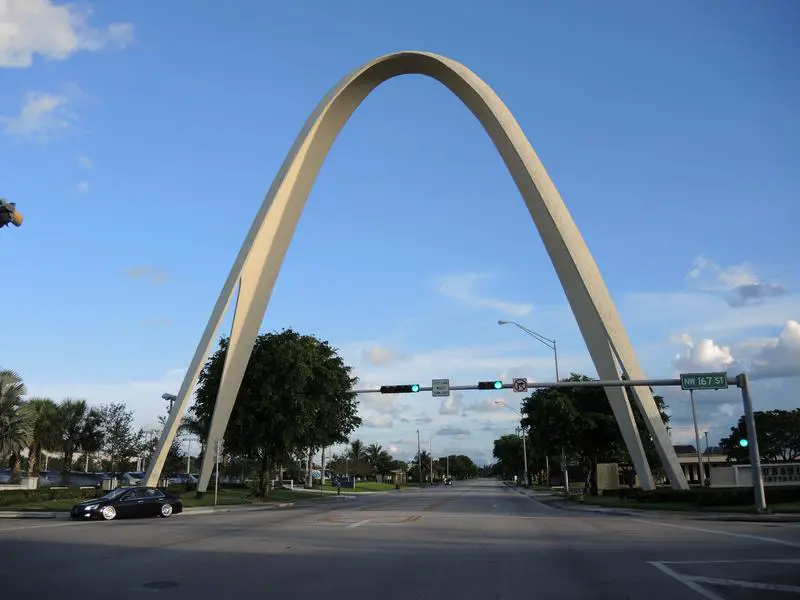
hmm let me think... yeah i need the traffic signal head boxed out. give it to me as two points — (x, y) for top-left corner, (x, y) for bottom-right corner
(380, 384), (420, 394)
(739, 438), (749, 448)
(478, 380), (503, 390)
(0, 200), (23, 228)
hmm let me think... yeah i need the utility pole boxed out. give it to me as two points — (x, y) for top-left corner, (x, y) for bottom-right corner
(214, 438), (222, 506)
(417, 429), (422, 487)
(739, 373), (766, 512)
(446, 455), (450, 479)
(689, 390), (705, 487)
(429, 437), (434, 483)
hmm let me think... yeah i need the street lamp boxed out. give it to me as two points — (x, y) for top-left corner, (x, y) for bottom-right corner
(498, 320), (561, 489)
(497, 320), (559, 381)
(496, 400), (529, 486)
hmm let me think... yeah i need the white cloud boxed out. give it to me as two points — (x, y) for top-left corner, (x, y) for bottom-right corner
(436, 426), (470, 436)
(123, 265), (170, 284)
(438, 273), (533, 317)
(1, 90), (75, 138)
(362, 345), (401, 366)
(686, 255), (788, 308)
(674, 335), (735, 373)
(0, 0), (134, 68)
(673, 320), (800, 380)
(25, 368), (187, 429)
(363, 416), (393, 429)
(438, 392), (464, 415)
(76, 181), (89, 193)
(749, 320), (800, 379)
(76, 154), (93, 169)
(465, 396), (508, 413)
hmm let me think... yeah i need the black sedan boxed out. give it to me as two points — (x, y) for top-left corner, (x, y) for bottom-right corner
(70, 487), (183, 521)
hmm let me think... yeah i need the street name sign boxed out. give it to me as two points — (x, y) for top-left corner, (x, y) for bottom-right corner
(680, 372), (729, 391)
(432, 378), (450, 397)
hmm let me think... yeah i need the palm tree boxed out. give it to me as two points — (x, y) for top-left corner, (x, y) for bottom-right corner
(0, 369), (32, 474)
(24, 398), (61, 477)
(77, 408), (104, 471)
(365, 443), (382, 472)
(57, 399), (89, 473)
(348, 439), (365, 461)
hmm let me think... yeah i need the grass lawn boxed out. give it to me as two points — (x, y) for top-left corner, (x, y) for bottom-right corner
(574, 495), (800, 514)
(314, 481), (403, 493)
(0, 486), (328, 512)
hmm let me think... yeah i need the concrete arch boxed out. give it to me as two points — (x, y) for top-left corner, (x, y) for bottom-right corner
(144, 51), (688, 492)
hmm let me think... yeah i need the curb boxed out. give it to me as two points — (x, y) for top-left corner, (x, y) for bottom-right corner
(0, 511), (64, 519)
(691, 514), (800, 523)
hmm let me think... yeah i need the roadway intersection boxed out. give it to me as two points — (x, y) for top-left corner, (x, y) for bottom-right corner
(0, 479), (798, 599)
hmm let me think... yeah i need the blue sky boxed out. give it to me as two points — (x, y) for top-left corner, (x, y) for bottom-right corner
(2, 0), (798, 466)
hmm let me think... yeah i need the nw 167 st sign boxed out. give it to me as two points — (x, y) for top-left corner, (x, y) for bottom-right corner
(680, 372), (729, 391)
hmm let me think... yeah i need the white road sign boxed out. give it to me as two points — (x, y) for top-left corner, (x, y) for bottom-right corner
(432, 378), (450, 397)
(512, 378), (528, 393)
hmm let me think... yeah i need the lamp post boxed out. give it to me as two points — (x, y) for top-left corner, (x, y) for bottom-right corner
(498, 320), (559, 488)
(497, 321), (559, 381)
(496, 400), (528, 486)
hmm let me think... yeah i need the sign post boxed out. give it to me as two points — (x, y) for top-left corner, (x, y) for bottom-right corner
(431, 379), (450, 398)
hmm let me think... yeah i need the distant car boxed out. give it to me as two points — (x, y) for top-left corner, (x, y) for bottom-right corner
(70, 487), (183, 521)
(443, 477), (453, 486)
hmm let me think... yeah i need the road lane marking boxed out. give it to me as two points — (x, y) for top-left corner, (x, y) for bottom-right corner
(346, 519), (370, 528)
(633, 519), (800, 548)
(0, 521), (82, 533)
(649, 562), (726, 600)
(691, 576), (800, 593)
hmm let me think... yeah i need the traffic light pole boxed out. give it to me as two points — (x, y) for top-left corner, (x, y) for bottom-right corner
(739, 373), (766, 513)
(357, 374), (769, 512)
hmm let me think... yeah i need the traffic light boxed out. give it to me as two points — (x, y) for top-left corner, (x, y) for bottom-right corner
(0, 200), (23, 228)
(380, 384), (420, 394)
(478, 380), (503, 390)
(739, 438), (749, 448)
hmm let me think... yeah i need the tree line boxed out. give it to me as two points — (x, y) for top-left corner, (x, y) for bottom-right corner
(326, 439), (479, 481)
(0, 369), (186, 479)
(492, 372), (671, 495)
(492, 373), (800, 495)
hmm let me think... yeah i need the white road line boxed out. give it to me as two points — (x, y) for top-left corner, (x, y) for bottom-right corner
(346, 519), (370, 529)
(648, 561), (726, 600)
(656, 558), (800, 566)
(633, 519), (800, 548)
(690, 575), (800, 593)
(0, 521), (82, 533)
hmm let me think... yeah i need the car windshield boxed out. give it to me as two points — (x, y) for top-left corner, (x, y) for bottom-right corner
(97, 488), (129, 501)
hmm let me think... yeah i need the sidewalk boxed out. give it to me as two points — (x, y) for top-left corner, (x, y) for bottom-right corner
(514, 487), (800, 523)
(0, 494), (349, 520)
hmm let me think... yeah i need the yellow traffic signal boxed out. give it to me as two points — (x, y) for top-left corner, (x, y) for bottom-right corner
(0, 199), (23, 228)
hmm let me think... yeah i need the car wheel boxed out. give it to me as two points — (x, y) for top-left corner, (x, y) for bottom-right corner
(160, 503), (173, 518)
(101, 506), (117, 521)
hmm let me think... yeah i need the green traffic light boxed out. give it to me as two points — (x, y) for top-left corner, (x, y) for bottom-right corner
(739, 439), (749, 448)
(494, 381), (502, 389)
(411, 384), (420, 393)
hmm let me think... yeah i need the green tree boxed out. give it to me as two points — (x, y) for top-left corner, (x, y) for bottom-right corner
(191, 329), (360, 498)
(720, 409), (800, 463)
(23, 398), (61, 477)
(521, 374), (626, 495)
(57, 399), (91, 474)
(77, 408), (105, 471)
(0, 369), (32, 476)
(99, 403), (143, 473)
(492, 434), (525, 479)
(348, 439), (365, 460)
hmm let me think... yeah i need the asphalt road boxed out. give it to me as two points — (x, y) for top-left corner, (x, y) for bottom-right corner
(1, 479), (798, 599)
